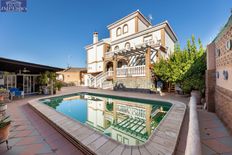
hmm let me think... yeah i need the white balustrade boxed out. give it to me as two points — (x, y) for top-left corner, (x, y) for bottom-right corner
(104, 39), (160, 59)
(116, 65), (145, 77)
(89, 71), (114, 88)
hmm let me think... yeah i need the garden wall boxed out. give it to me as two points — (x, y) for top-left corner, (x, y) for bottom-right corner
(113, 77), (152, 92)
(215, 86), (232, 132)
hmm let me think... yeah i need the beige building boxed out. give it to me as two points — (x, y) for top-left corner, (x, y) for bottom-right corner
(57, 67), (87, 86)
(206, 14), (232, 132)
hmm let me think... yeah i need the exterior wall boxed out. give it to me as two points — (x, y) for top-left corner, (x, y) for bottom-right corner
(215, 25), (232, 90)
(205, 69), (216, 112)
(58, 71), (86, 86)
(207, 21), (232, 132)
(111, 30), (161, 51)
(165, 31), (175, 57)
(87, 43), (105, 73)
(207, 43), (216, 70)
(215, 86), (232, 131)
(110, 18), (136, 42)
(138, 19), (148, 32)
(114, 77), (152, 92)
(206, 43), (216, 112)
(62, 72), (80, 85)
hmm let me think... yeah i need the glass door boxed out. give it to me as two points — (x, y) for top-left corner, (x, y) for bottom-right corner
(23, 75), (31, 94)
(4, 75), (16, 89)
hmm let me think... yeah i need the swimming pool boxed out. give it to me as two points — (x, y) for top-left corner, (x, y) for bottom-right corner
(40, 92), (172, 145)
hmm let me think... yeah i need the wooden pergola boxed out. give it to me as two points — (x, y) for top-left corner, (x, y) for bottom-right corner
(103, 41), (163, 80)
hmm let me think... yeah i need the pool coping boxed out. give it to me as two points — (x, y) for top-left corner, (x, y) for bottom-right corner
(28, 90), (186, 155)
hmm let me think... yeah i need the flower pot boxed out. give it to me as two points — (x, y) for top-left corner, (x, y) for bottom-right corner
(0, 104), (7, 112)
(0, 96), (4, 101)
(0, 123), (10, 141)
(42, 87), (49, 95)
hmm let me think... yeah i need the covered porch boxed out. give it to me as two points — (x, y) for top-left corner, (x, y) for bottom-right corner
(0, 57), (63, 95)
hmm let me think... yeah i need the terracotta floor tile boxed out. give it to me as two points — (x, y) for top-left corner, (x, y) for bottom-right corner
(1, 94), (86, 155)
(15, 136), (44, 146)
(203, 139), (232, 153)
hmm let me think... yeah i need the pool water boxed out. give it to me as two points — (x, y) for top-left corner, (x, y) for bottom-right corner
(40, 93), (172, 145)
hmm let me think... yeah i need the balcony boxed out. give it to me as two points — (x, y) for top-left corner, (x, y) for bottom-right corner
(116, 65), (145, 77)
(104, 40), (161, 59)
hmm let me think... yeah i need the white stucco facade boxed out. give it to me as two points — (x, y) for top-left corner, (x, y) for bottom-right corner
(85, 10), (178, 88)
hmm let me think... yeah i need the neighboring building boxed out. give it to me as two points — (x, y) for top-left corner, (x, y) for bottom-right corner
(57, 67), (87, 86)
(85, 10), (178, 91)
(206, 14), (232, 132)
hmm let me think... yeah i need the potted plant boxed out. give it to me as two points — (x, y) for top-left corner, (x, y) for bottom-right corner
(0, 116), (11, 143)
(56, 81), (62, 91)
(0, 88), (7, 101)
(39, 71), (49, 95)
(48, 72), (56, 95)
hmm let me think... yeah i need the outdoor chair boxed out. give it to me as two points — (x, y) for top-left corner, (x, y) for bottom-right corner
(9, 88), (24, 100)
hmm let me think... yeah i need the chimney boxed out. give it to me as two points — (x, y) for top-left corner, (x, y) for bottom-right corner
(93, 32), (98, 44)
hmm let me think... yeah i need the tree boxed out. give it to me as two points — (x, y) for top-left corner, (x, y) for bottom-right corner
(153, 35), (206, 94)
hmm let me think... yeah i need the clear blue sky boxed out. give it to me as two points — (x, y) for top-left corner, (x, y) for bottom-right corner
(0, 0), (231, 68)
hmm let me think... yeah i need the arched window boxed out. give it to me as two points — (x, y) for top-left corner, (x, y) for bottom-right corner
(123, 24), (128, 34)
(114, 46), (119, 51)
(116, 27), (121, 36)
(124, 42), (130, 50)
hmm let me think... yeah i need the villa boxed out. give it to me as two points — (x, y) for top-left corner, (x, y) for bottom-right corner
(1, 5), (232, 155)
(84, 10), (177, 91)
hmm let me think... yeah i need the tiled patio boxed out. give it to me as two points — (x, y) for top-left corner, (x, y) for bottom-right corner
(1, 86), (232, 155)
(0, 95), (84, 155)
(199, 110), (232, 155)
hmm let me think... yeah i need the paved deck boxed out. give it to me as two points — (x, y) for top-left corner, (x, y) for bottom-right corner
(1, 86), (231, 155)
(175, 106), (232, 155)
(0, 96), (84, 155)
(199, 110), (232, 155)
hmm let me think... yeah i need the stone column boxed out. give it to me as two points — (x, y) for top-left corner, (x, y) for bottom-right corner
(206, 43), (216, 112)
(145, 47), (151, 79)
(103, 60), (106, 73)
(145, 47), (152, 90)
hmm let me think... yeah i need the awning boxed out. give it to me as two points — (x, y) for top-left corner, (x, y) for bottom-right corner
(0, 57), (63, 74)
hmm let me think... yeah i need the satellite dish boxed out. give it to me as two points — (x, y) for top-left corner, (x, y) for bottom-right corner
(148, 14), (153, 23)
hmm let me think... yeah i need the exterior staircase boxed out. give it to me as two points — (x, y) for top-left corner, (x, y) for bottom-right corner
(89, 71), (113, 89)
